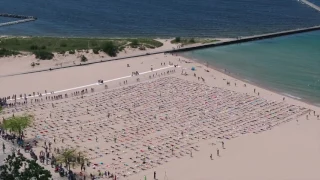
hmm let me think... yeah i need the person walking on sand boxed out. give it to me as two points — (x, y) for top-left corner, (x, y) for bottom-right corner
(210, 154), (213, 160)
(222, 141), (225, 149)
(217, 148), (220, 157)
(2, 142), (5, 153)
(154, 171), (156, 179)
(171, 145), (174, 155)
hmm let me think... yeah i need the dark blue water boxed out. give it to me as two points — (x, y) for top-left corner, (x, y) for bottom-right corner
(309, 0), (320, 6)
(184, 30), (320, 106)
(0, 0), (320, 37)
(0, 17), (16, 23)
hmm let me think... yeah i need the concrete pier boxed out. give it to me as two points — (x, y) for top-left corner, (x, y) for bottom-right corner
(300, 0), (320, 12)
(170, 25), (320, 52)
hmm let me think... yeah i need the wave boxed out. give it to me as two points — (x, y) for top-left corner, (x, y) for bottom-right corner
(282, 93), (302, 100)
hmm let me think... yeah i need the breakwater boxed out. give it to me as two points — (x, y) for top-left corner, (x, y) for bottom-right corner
(0, 19), (36, 27)
(0, 13), (37, 19)
(171, 25), (320, 52)
(301, 0), (320, 12)
(0, 13), (37, 27)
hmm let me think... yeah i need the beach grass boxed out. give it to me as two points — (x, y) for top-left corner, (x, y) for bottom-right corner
(171, 37), (219, 45)
(0, 37), (163, 53)
(0, 48), (19, 57)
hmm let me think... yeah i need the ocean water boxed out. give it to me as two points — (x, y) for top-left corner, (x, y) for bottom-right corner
(0, 0), (320, 37)
(183, 30), (320, 106)
(0, 17), (16, 23)
(309, 0), (320, 6)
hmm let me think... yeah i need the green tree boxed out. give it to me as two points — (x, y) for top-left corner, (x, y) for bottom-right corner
(56, 148), (85, 170)
(0, 152), (52, 180)
(101, 41), (118, 57)
(1, 113), (34, 138)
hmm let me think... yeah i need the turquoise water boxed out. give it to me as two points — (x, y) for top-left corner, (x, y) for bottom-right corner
(183, 30), (320, 106)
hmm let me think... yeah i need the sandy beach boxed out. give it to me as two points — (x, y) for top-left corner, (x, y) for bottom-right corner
(1, 49), (320, 180)
(0, 38), (233, 77)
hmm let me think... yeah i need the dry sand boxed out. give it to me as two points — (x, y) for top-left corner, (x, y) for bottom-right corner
(0, 50), (320, 180)
(0, 39), (179, 76)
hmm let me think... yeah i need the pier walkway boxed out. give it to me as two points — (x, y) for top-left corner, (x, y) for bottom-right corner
(171, 25), (320, 52)
(301, 0), (320, 12)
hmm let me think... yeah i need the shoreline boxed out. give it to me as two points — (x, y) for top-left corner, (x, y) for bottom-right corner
(179, 53), (320, 108)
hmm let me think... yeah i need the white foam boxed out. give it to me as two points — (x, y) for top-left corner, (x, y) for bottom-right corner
(283, 93), (302, 100)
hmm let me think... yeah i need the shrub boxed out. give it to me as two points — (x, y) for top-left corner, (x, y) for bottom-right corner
(0, 48), (19, 57)
(80, 55), (88, 62)
(34, 51), (54, 60)
(101, 41), (118, 57)
(30, 45), (38, 50)
(189, 38), (196, 43)
(60, 42), (67, 47)
(58, 50), (65, 54)
(175, 37), (181, 42)
(144, 44), (155, 49)
(91, 41), (98, 47)
(118, 46), (125, 52)
(93, 48), (99, 54)
(139, 46), (146, 50)
(41, 45), (46, 50)
(14, 39), (20, 45)
(69, 50), (75, 54)
(130, 39), (139, 48)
